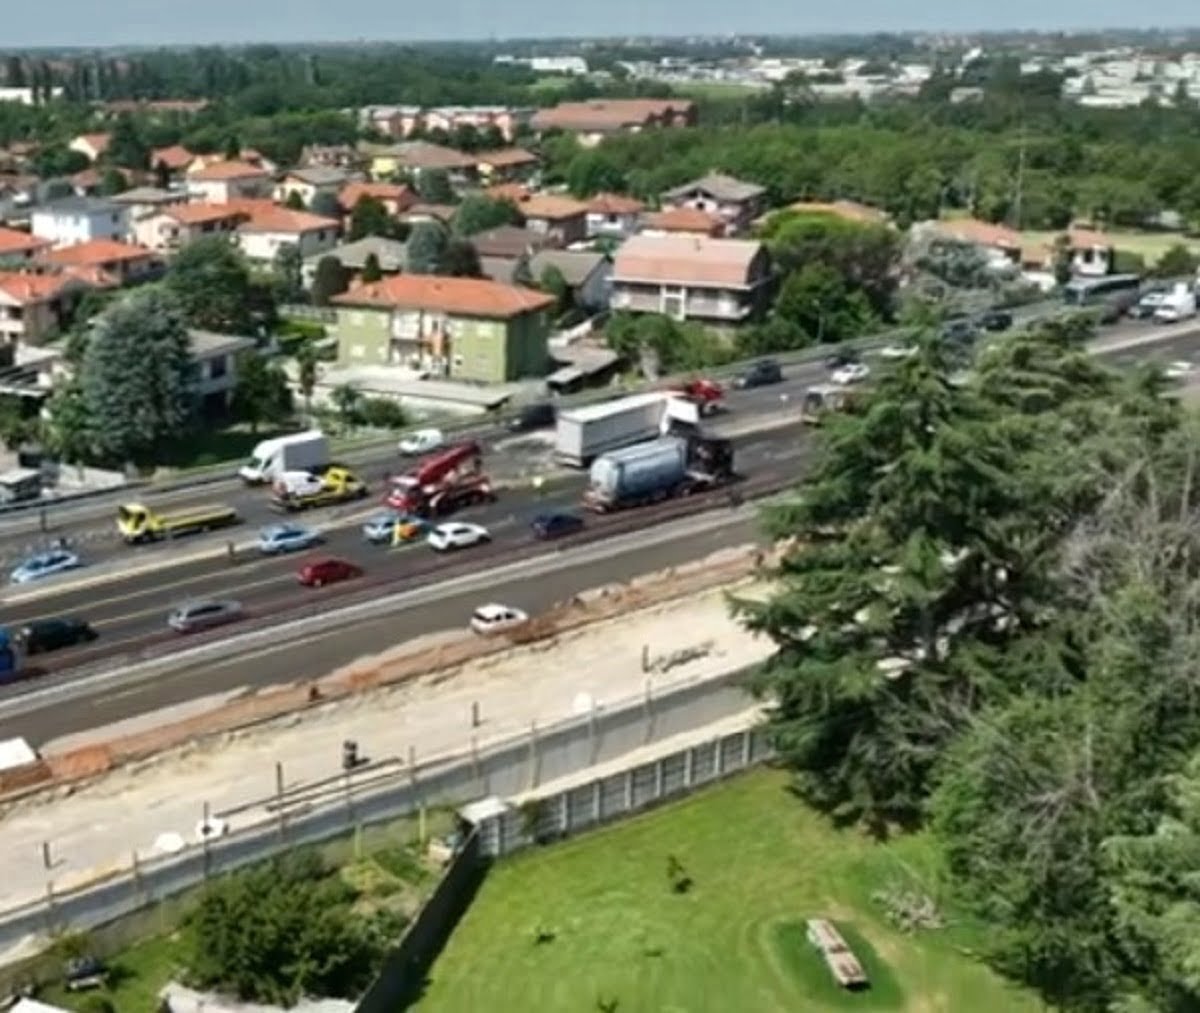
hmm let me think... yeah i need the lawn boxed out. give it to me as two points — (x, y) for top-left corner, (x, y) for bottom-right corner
(417, 769), (1039, 1012)
(1022, 228), (1200, 265)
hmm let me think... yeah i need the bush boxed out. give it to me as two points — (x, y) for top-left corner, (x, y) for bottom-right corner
(358, 397), (409, 430)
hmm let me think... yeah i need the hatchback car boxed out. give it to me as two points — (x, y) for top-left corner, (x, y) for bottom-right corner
(732, 359), (783, 389)
(427, 522), (490, 552)
(531, 511), (584, 540)
(398, 428), (445, 456)
(297, 557), (363, 587)
(9, 549), (82, 585)
(979, 309), (1014, 332)
(257, 523), (320, 555)
(168, 599), (243, 634)
(19, 617), (97, 655)
(361, 511), (429, 546)
(470, 603), (529, 635)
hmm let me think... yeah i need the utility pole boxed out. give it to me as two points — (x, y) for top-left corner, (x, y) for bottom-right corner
(1012, 122), (1027, 232)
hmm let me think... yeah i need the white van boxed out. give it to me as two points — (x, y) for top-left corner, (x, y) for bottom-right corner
(1153, 283), (1198, 324)
(238, 431), (329, 485)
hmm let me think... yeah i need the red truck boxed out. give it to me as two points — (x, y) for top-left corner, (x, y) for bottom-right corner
(385, 440), (496, 517)
(668, 378), (723, 416)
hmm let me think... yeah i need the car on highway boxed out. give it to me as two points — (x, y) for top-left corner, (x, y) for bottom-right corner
(1163, 360), (1195, 381)
(1129, 289), (1167, 320)
(732, 359), (783, 389)
(9, 549), (82, 585)
(877, 342), (917, 360)
(941, 317), (977, 344)
(361, 511), (429, 546)
(257, 523), (320, 555)
(979, 309), (1014, 332)
(168, 599), (244, 635)
(297, 557), (363, 588)
(830, 362), (870, 386)
(427, 521), (491, 552)
(398, 428), (444, 456)
(506, 402), (556, 433)
(470, 603), (529, 635)
(18, 617), (97, 655)
(531, 511), (584, 540)
(823, 351), (859, 370)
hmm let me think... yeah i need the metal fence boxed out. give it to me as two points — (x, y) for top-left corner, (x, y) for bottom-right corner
(0, 663), (756, 954)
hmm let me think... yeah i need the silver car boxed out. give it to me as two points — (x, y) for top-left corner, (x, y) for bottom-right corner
(168, 599), (244, 634)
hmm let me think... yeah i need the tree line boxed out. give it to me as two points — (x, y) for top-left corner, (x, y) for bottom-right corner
(739, 315), (1200, 1008)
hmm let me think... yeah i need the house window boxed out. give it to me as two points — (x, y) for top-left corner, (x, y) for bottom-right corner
(209, 356), (227, 380)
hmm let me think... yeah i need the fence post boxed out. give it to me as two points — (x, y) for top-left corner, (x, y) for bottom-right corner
(624, 768), (634, 812)
(41, 841), (51, 871)
(714, 736), (725, 777)
(684, 744), (694, 788)
(527, 721), (539, 791)
(655, 757), (664, 800)
(741, 729), (751, 768)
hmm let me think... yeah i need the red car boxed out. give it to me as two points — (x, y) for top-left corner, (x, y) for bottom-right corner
(297, 558), (363, 588)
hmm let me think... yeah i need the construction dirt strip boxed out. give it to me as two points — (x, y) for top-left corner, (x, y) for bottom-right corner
(0, 542), (780, 917)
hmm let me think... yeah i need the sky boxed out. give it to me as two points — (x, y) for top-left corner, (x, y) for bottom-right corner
(5, 1), (1200, 48)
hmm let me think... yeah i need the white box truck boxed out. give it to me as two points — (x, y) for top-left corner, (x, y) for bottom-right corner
(1153, 283), (1198, 323)
(238, 431), (330, 485)
(554, 393), (701, 467)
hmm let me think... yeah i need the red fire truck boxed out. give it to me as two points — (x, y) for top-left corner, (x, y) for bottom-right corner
(385, 440), (495, 517)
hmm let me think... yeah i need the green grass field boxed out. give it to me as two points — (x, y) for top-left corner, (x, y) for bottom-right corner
(417, 769), (1040, 1012)
(1021, 228), (1200, 265)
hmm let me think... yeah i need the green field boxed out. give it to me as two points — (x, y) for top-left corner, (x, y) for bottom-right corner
(1022, 228), (1200, 265)
(417, 769), (1039, 1012)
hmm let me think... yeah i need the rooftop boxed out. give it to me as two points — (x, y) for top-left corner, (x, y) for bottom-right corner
(36, 195), (122, 216)
(310, 235), (407, 271)
(41, 239), (157, 266)
(531, 98), (695, 132)
(663, 172), (766, 204)
(188, 159), (272, 182)
(110, 186), (182, 206)
(0, 226), (50, 257)
(476, 147), (539, 168)
(612, 233), (766, 288)
(586, 192), (645, 215)
(642, 206), (724, 235)
(470, 224), (552, 260)
(150, 144), (195, 170)
(334, 273), (554, 319)
(230, 200), (340, 234)
(189, 329), (256, 359)
(0, 270), (81, 303)
(528, 248), (607, 287)
(362, 140), (476, 171)
(518, 193), (588, 221)
(338, 180), (416, 211)
(284, 166), (349, 187)
(164, 202), (248, 226)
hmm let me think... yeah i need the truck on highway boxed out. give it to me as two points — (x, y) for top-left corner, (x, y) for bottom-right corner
(555, 392), (703, 467)
(1153, 283), (1198, 323)
(582, 435), (735, 513)
(667, 378), (724, 416)
(385, 440), (495, 517)
(117, 502), (240, 544)
(270, 466), (368, 512)
(801, 383), (861, 425)
(238, 431), (329, 485)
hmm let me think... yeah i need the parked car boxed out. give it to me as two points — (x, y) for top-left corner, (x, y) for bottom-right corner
(470, 603), (529, 635)
(732, 359), (783, 389)
(398, 428), (444, 456)
(297, 557), (363, 587)
(830, 362), (870, 386)
(9, 549), (82, 585)
(257, 523), (320, 555)
(1129, 289), (1167, 320)
(979, 309), (1014, 331)
(531, 511), (584, 540)
(19, 617), (97, 655)
(877, 342), (917, 360)
(168, 599), (243, 634)
(361, 511), (429, 545)
(506, 402), (556, 433)
(427, 522), (490, 552)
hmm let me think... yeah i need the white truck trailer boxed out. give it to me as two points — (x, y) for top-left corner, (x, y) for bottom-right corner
(238, 431), (330, 485)
(554, 393), (701, 467)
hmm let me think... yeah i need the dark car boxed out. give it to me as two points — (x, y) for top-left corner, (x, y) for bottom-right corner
(19, 617), (97, 655)
(823, 351), (859, 370)
(531, 511), (585, 540)
(507, 402), (556, 433)
(941, 317), (977, 343)
(298, 557), (363, 588)
(733, 359), (783, 389)
(978, 309), (1013, 332)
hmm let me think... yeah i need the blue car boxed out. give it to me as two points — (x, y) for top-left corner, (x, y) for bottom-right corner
(531, 512), (584, 540)
(9, 549), (83, 585)
(257, 523), (320, 555)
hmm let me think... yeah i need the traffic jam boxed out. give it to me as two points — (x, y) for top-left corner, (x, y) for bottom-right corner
(0, 375), (747, 679)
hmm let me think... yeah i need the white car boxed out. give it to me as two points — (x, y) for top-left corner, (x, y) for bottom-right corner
(470, 603), (529, 635)
(427, 521), (490, 552)
(1163, 360), (1194, 381)
(877, 343), (917, 360)
(831, 362), (871, 385)
(398, 428), (444, 456)
(9, 549), (82, 585)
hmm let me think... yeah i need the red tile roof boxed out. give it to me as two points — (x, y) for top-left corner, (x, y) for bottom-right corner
(228, 200), (339, 234)
(642, 207), (723, 235)
(518, 194), (588, 221)
(476, 147), (538, 168)
(932, 218), (1021, 250)
(337, 181), (416, 212)
(188, 159), (271, 182)
(0, 227), (51, 257)
(486, 183), (532, 203)
(613, 234), (765, 288)
(164, 203), (248, 226)
(42, 239), (157, 267)
(0, 270), (78, 303)
(1067, 225), (1111, 249)
(586, 192), (645, 215)
(334, 274), (554, 319)
(151, 144), (195, 171)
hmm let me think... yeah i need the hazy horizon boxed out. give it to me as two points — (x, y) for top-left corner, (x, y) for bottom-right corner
(2, 1), (1198, 49)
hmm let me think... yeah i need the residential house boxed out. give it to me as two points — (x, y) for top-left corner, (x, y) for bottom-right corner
(189, 330), (257, 416)
(486, 182), (532, 204)
(610, 234), (772, 325)
(478, 255), (524, 286)
(1065, 224), (1114, 277)
(359, 141), (477, 186)
(528, 249), (611, 311)
(660, 172), (767, 236)
(233, 202), (340, 264)
(39, 238), (164, 286)
(474, 148), (539, 185)
(133, 203), (247, 253)
(920, 218), (1023, 272)
(0, 270), (89, 349)
(516, 194), (588, 246)
(110, 185), (188, 222)
(150, 144), (196, 179)
(337, 181), (416, 217)
(300, 144), (366, 172)
(640, 206), (725, 238)
(189, 148), (277, 175)
(275, 167), (349, 209)
(30, 196), (129, 248)
(529, 99), (697, 146)
(399, 203), (456, 228)
(302, 235), (408, 287)
(585, 192), (645, 239)
(0, 226), (51, 264)
(360, 105), (530, 141)
(186, 159), (274, 204)
(332, 274), (555, 383)
(69, 166), (132, 197)
(68, 133), (111, 163)
(470, 224), (553, 261)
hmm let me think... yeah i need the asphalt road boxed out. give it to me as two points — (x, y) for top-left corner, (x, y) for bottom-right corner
(1, 512), (762, 748)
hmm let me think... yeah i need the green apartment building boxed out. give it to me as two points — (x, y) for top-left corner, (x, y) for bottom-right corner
(332, 274), (554, 384)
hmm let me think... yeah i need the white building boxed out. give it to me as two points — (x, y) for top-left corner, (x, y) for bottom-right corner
(186, 159), (274, 204)
(30, 196), (129, 248)
(236, 206), (339, 264)
(274, 167), (348, 208)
